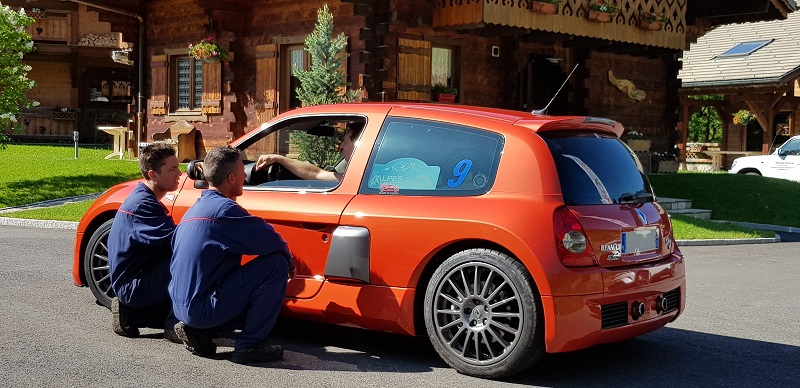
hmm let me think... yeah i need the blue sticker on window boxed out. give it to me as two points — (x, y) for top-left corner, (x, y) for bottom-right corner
(447, 159), (473, 187)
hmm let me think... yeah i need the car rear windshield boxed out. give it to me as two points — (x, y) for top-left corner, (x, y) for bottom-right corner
(541, 131), (654, 206)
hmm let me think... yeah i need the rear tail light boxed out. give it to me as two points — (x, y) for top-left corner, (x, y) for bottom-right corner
(553, 206), (597, 267)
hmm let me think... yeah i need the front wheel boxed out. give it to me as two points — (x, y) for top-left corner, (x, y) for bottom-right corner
(423, 249), (544, 378)
(83, 219), (116, 308)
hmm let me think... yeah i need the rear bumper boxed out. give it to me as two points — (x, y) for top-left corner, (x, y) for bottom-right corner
(543, 255), (686, 353)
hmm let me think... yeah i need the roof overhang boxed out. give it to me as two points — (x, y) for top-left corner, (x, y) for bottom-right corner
(687, 0), (796, 26)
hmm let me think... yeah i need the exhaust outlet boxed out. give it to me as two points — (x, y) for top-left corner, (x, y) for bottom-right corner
(630, 301), (645, 320)
(655, 295), (668, 313)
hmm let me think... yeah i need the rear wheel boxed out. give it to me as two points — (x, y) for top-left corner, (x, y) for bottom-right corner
(83, 219), (115, 308)
(423, 249), (544, 378)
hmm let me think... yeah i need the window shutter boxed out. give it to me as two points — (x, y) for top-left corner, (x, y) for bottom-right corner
(397, 38), (431, 101)
(150, 55), (167, 115)
(201, 60), (223, 115)
(256, 44), (278, 122)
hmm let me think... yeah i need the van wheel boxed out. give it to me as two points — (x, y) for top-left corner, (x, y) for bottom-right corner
(745, 171), (761, 176)
(83, 219), (116, 308)
(423, 249), (544, 378)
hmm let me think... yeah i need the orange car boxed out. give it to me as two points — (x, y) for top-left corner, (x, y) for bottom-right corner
(73, 103), (685, 378)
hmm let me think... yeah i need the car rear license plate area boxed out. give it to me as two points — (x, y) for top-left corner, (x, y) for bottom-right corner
(622, 227), (659, 254)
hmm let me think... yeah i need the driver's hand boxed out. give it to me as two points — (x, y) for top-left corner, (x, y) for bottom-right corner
(255, 154), (278, 171)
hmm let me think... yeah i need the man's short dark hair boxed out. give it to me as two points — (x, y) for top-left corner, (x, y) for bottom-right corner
(346, 122), (364, 141)
(204, 147), (242, 187)
(139, 143), (176, 179)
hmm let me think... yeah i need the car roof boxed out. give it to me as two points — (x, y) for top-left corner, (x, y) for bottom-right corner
(264, 103), (625, 138)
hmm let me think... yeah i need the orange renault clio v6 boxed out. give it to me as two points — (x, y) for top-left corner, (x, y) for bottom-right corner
(74, 103), (685, 378)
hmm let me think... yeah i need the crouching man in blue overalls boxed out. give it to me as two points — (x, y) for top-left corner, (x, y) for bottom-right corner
(169, 146), (295, 364)
(108, 143), (182, 343)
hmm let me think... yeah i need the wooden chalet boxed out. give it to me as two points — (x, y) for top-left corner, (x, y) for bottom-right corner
(8, 0), (796, 162)
(678, 9), (800, 170)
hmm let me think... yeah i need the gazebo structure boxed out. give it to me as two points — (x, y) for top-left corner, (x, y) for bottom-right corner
(678, 9), (800, 170)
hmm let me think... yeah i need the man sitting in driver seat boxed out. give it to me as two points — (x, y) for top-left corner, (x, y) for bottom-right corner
(254, 123), (363, 182)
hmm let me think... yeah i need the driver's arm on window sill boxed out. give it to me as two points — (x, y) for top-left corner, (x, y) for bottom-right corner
(255, 154), (340, 181)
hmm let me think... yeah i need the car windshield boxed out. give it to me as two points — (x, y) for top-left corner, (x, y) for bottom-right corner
(542, 131), (654, 206)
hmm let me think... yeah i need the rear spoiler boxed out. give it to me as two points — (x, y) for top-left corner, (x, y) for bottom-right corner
(515, 116), (624, 138)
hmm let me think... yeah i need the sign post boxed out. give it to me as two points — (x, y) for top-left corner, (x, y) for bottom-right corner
(73, 131), (80, 159)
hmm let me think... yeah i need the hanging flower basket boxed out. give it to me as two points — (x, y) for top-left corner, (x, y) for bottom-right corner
(530, 1), (559, 14)
(188, 37), (230, 63)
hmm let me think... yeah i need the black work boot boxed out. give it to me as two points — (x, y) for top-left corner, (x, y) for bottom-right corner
(231, 342), (284, 364)
(174, 322), (217, 357)
(111, 297), (140, 338)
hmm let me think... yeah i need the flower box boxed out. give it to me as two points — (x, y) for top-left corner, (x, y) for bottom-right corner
(434, 93), (456, 103)
(531, 1), (559, 14)
(626, 139), (651, 152)
(656, 160), (679, 174)
(588, 10), (613, 23)
(638, 20), (663, 30)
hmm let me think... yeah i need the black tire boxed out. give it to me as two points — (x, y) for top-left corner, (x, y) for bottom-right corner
(744, 171), (761, 176)
(83, 219), (116, 308)
(423, 249), (544, 378)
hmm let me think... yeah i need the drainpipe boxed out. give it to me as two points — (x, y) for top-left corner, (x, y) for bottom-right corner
(61, 0), (145, 154)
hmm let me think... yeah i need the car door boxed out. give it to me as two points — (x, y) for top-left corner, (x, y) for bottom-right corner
(774, 137), (800, 181)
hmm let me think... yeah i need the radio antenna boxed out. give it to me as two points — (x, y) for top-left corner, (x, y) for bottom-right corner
(531, 63), (579, 116)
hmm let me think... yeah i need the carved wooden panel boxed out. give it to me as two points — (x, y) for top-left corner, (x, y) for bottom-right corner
(150, 55), (167, 116)
(201, 61), (222, 115)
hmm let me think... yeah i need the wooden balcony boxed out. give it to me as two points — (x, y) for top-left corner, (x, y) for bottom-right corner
(26, 10), (71, 43)
(433, 0), (688, 50)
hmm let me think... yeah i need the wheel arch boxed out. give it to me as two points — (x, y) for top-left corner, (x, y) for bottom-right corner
(736, 168), (761, 175)
(77, 210), (117, 285)
(412, 239), (545, 336)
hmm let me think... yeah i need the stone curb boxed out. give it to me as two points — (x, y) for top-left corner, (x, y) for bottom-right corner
(0, 217), (79, 230)
(676, 235), (780, 246)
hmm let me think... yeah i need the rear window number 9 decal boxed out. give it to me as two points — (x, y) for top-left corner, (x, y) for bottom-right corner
(447, 159), (472, 187)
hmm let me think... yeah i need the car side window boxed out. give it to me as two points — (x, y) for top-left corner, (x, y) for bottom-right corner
(360, 117), (503, 196)
(779, 138), (800, 156)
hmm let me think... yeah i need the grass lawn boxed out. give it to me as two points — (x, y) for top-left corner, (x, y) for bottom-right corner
(648, 171), (800, 228)
(0, 144), (142, 208)
(2, 200), (93, 221)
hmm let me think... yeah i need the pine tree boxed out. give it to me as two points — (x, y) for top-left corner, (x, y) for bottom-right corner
(294, 4), (361, 106)
(291, 4), (361, 167)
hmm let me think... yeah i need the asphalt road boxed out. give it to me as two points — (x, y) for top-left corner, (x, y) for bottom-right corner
(1, 225), (798, 387)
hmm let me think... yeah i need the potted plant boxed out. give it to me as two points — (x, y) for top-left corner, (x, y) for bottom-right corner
(638, 11), (667, 30)
(431, 83), (458, 103)
(530, 0), (560, 14)
(188, 36), (230, 63)
(732, 110), (755, 125)
(621, 130), (651, 152)
(652, 151), (679, 173)
(587, 0), (617, 23)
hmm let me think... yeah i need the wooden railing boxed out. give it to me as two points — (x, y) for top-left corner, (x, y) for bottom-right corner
(26, 10), (71, 42)
(433, 0), (688, 50)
